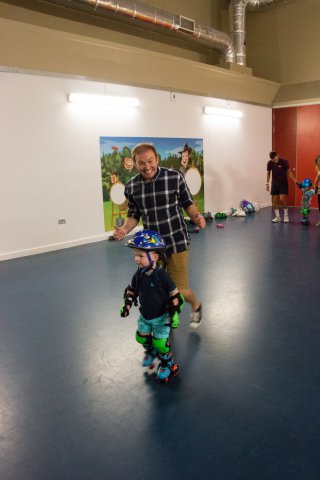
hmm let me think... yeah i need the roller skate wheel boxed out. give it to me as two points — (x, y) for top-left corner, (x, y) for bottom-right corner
(171, 364), (179, 376)
(154, 376), (168, 384)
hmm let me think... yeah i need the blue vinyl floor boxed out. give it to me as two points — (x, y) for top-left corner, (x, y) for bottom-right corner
(1, 207), (320, 480)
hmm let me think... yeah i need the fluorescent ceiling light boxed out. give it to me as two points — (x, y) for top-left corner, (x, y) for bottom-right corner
(204, 106), (243, 118)
(68, 93), (139, 107)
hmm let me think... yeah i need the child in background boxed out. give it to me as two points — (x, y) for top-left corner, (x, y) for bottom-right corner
(314, 155), (320, 227)
(299, 178), (316, 225)
(120, 229), (184, 383)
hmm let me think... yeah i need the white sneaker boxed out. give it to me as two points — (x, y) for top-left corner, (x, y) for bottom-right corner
(315, 221), (320, 227)
(272, 217), (281, 223)
(283, 215), (290, 223)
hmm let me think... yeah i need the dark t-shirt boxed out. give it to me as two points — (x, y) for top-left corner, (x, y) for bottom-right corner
(267, 158), (289, 185)
(131, 266), (176, 320)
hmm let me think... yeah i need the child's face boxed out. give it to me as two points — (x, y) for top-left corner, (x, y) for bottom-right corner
(133, 248), (158, 267)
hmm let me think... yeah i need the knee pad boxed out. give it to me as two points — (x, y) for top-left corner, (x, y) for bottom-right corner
(152, 337), (170, 354)
(136, 332), (152, 346)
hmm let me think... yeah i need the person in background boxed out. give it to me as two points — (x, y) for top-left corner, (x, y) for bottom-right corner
(113, 142), (206, 328)
(313, 155), (320, 227)
(266, 151), (299, 223)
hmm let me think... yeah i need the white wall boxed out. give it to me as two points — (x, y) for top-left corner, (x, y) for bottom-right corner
(0, 71), (271, 261)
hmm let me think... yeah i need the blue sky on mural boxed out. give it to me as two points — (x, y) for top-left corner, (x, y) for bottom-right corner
(100, 136), (203, 158)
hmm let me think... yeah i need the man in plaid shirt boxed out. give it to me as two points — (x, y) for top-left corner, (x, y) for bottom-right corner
(113, 143), (206, 328)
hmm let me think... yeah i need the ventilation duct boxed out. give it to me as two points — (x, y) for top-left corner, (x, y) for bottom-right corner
(246, 0), (292, 10)
(42, 0), (292, 66)
(230, 0), (293, 65)
(43, 0), (235, 63)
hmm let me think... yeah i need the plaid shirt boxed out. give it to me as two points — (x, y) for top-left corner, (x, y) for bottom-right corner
(124, 167), (194, 254)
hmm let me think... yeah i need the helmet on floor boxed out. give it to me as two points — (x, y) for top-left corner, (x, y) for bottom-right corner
(240, 199), (255, 213)
(125, 229), (166, 250)
(301, 178), (312, 188)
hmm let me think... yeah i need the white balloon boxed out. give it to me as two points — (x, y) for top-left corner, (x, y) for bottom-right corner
(110, 182), (125, 205)
(185, 167), (202, 195)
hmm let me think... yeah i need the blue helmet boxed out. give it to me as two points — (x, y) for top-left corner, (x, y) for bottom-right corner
(301, 178), (312, 188)
(125, 229), (166, 250)
(240, 200), (255, 213)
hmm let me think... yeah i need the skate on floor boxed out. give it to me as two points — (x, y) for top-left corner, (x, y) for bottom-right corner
(155, 350), (179, 383)
(142, 347), (158, 368)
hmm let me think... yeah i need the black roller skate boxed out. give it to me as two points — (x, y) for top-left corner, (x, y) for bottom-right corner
(155, 351), (179, 383)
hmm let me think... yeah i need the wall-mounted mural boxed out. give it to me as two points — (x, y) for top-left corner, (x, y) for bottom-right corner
(100, 136), (204, 231)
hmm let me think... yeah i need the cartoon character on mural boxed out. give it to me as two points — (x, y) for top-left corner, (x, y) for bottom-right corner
(120, 146), (135, 185)
(178, 142), (192, 175)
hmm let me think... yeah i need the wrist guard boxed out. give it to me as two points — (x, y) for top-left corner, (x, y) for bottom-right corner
(120, 285), (138, 318)
(296, 181), (302, 188)
(168, 293), (185, 328)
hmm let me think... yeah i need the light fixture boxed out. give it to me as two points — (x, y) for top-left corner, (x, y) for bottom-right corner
(68, 93), (139, 107)
(203, 106), (243, 118)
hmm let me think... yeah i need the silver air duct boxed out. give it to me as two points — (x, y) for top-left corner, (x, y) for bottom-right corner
(43, 0), (235, 63)
(230, 0), (292, 65)
(246, 0), (292, 9)
(42, 0), (292, 66)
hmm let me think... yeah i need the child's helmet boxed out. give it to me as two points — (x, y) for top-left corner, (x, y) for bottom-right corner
(301, 178), (312, 188)
(240, 200), (255, 213)
(125, 229), (166, 250)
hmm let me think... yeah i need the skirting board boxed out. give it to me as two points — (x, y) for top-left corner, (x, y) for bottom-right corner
(0, 226), (143, 262)
(0, 209), (273, 261)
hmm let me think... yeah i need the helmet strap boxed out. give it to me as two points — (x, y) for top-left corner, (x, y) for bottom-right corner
(146, 251), (154, 268)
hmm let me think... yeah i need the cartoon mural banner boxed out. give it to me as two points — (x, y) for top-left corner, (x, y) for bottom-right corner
(100, 136), (204, 231)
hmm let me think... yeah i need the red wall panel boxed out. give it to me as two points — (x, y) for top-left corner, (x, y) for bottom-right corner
(296, 105), (320, 208)
(273, 105), (320, 207)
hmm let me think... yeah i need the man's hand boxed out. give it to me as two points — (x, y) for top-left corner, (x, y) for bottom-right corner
(193, 214), (206, 229)
(266, 183), (270, 192)
(113, 225), (126, 241)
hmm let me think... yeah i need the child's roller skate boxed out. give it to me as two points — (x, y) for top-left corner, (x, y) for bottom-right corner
(142, 347), (158, 369)
(155, 351), (179, 383)
(301, 208), (310, 225)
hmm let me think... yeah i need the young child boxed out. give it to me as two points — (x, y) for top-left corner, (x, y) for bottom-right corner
(120, 229), (184, 383)
(314, 155), (320, 226)
(299, 178), (316, 225)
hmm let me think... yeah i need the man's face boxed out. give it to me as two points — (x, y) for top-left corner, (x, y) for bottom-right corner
(134, 149), (159, 181)
(271, 155), (279, 163)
